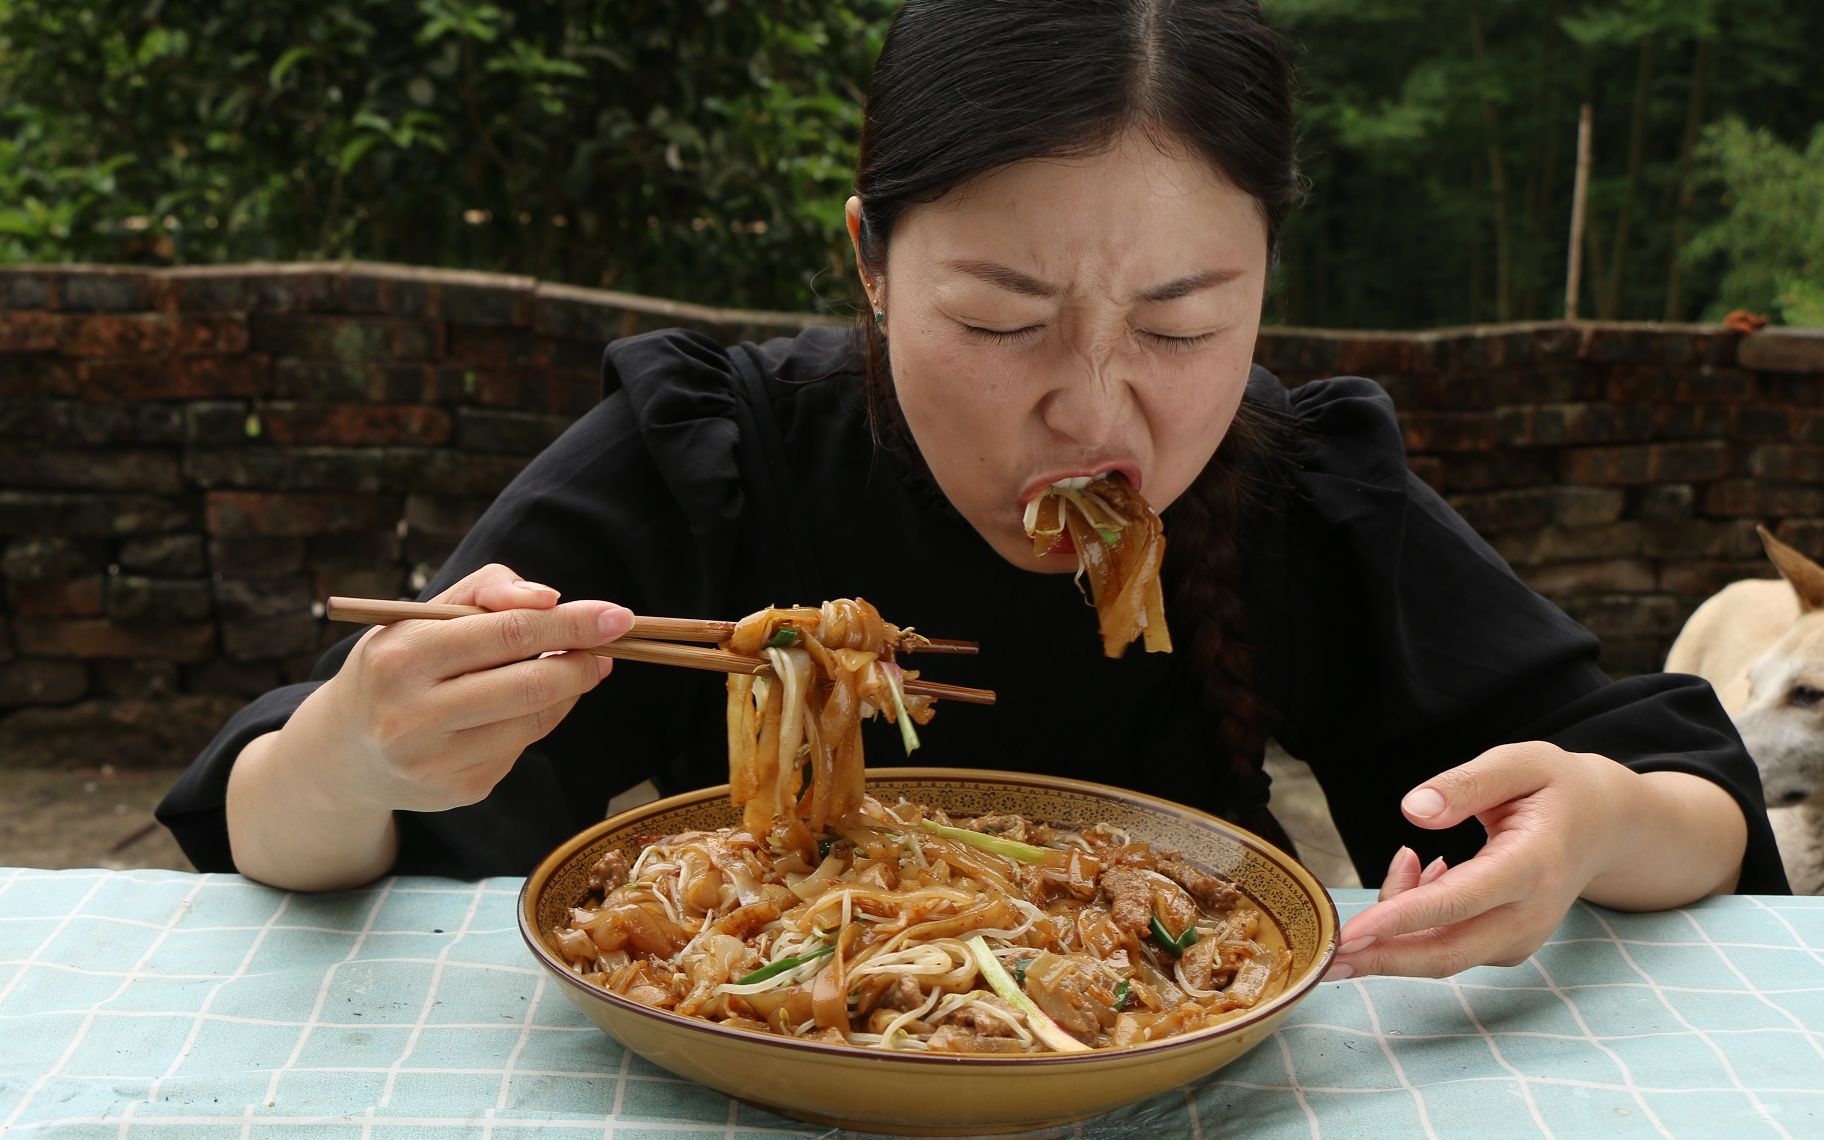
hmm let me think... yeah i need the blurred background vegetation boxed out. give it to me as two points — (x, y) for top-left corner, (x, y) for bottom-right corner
(1, 0), (1820, 329)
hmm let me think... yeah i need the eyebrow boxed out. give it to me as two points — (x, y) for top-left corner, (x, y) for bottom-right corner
(941, 259), (1244, 303)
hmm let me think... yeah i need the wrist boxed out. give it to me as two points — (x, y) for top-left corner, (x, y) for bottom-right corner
(1582, 768), (1745, 909)
(226, 684), (401, 890)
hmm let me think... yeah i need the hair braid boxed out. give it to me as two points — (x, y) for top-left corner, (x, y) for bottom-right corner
(1161, 409), (1293, 854)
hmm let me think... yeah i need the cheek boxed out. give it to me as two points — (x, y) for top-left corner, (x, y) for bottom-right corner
(1144, 365), (1250, 501)
(889, 338), (1024, 455)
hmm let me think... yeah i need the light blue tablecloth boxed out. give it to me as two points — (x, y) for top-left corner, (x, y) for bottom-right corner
(2, 869), (1821, 1138)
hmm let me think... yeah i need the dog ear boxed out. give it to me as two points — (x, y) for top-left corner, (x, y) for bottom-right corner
(1759, 525), (1824, 613)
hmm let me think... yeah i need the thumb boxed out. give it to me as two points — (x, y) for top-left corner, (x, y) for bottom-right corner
(1399, 744), (1553, 830)
(434, 563), (560, 612)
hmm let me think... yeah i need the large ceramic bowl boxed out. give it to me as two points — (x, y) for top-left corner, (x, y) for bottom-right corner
(519, 768), (1338, 1135)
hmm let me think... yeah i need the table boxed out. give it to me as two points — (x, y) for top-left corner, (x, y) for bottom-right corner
(2, 870), (1820, 1138)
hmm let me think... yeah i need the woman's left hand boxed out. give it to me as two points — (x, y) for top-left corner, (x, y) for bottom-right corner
(1323, 741), (1635, 980)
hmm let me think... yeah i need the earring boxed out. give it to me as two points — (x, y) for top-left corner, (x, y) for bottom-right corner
(873, 307), (886, 325)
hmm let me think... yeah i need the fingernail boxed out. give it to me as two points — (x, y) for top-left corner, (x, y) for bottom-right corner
(1420, 856), (1448, 884)
(1338, 935), (1376, 955)
(1402, 788), (1446, 818)
(597, 606), (633, 639)
(595, 652), (613, 679)
(514, 579), (558, 597)
(1323, 962), (1354, 982)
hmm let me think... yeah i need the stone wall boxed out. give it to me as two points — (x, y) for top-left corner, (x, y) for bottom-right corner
(3, 262), (1822, 768)
(1255, 321), (1824, 680)
(0, 263), (833, 767)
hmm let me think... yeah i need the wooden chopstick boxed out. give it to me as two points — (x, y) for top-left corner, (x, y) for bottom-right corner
(324, 597), (975, 653)
(324, 597), (994, 704)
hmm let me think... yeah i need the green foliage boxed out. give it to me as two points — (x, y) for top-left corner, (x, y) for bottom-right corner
(1266, 0), (1824, 327)
(2, 0), (1820, 327)
(1684, 119), (1824, 327)
(0, 0), (891, 312)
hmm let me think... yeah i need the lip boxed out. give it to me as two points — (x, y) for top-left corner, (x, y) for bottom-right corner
(1017, 463), (1142, 507)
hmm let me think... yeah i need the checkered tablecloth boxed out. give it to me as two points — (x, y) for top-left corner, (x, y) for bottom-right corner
(2, 869), (1821, 1138)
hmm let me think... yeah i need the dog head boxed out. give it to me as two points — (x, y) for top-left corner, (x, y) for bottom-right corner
(1736, 527), (1824, 807)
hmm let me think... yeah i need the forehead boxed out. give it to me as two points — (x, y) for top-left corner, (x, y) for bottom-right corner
(1752, 614), (1824, 688)
(890, 130), (1267, 281)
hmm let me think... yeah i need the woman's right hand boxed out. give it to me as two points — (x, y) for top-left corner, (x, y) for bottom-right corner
(226, 563), (632, 890)
(309, 562), (633, 814)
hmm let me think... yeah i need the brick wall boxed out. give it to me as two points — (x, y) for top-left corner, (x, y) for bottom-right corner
(0, 263), (833, 766)
(3, 263), (1822, 768)
(1256, 321), (1824, 680)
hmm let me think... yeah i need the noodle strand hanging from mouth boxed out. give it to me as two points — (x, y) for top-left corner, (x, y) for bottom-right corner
(1023, 473), (1171, 657)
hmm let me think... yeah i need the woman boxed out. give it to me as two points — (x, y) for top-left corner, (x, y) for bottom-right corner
(160, 0), (1786, 982)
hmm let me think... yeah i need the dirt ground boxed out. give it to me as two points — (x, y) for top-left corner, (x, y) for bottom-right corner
(0, 750), (1361, 887)
(0, 766), (193, 871)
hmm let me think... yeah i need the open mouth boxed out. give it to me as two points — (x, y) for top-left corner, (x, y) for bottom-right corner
(1020, 474), (1134, 556)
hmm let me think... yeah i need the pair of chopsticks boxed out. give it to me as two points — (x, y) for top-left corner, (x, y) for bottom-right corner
(325, 597), (995, 706)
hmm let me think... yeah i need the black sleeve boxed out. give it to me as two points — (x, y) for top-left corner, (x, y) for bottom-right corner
(1268, 377), (1787, 894)
(157, 329), (754, 878)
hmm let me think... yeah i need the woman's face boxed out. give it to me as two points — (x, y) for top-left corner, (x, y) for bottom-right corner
(847, 128), (1270, 574)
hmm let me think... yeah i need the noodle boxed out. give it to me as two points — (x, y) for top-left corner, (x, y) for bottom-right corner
(552, 596), (1283, 1053)
(1022, 473), (1171, 657)
(557, 797), (1289, 1053)
(720, 599), (934, 857)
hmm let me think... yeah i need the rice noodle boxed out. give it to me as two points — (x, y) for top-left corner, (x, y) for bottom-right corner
(1024, 473), (1172, 657)
(553, 596), (1281, 1052)
(721, 599), (934, 858)
(558, 794), (1287, 1052)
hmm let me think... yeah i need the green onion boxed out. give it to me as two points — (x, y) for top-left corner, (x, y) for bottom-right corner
(884, 664), (921, 755)
(817, 836), (837, 860)
(1012, 957), (1031, 986)
(734, 943), (834, 986)
(965, 936), (1090, 1054)
(1114, 979), (1131, 1010)
(1095, 525), (1121, 545)
(765, 626), (800, 649)
(1149, 913), (1199, 957)
(918, 819), (1055, 864)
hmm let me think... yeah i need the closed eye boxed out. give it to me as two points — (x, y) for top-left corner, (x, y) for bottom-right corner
(1791, 685), (1824, 709)
(962, 324), (1043, 345)
(1138, 330), (1217, 352)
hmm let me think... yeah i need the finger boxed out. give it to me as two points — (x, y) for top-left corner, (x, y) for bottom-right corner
(1341, 847), (1420, 955)
(1337, 855), (1523, 946)
(1400, 744), (1555, 831)
(418, 599), (634, 678)
(433, 563), (560, 611)
(430, 649), (614, 733)
(443, 692), (591, 779)
(1333, 907), (1536, 978)
(1378, 846), (1421, 903)
(1418, 856), (1449, 886)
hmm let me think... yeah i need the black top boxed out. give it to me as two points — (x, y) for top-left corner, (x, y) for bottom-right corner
(158, 326), (1788, 892)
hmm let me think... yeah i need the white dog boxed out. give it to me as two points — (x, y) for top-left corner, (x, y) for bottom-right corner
(1666, 526), (1824, 893)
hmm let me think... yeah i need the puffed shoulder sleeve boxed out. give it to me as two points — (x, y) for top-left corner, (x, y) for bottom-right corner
(1264, 376), (1786, 893)
(157, 328), (756, 877)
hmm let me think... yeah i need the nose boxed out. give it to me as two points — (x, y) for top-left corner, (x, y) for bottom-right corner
(1037, 363), (1124, 449)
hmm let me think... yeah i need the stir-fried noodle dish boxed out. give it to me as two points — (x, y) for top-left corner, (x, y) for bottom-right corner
(552, 598), (1290, 1054)
(1024, 472), (1171, 658)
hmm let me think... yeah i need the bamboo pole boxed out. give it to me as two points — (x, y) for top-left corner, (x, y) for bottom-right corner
(1564, 103), (1594, 321)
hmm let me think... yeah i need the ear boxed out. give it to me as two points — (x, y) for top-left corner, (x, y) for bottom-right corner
(845, 196), (869, 286)
(1759, 524), (1824, 613)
